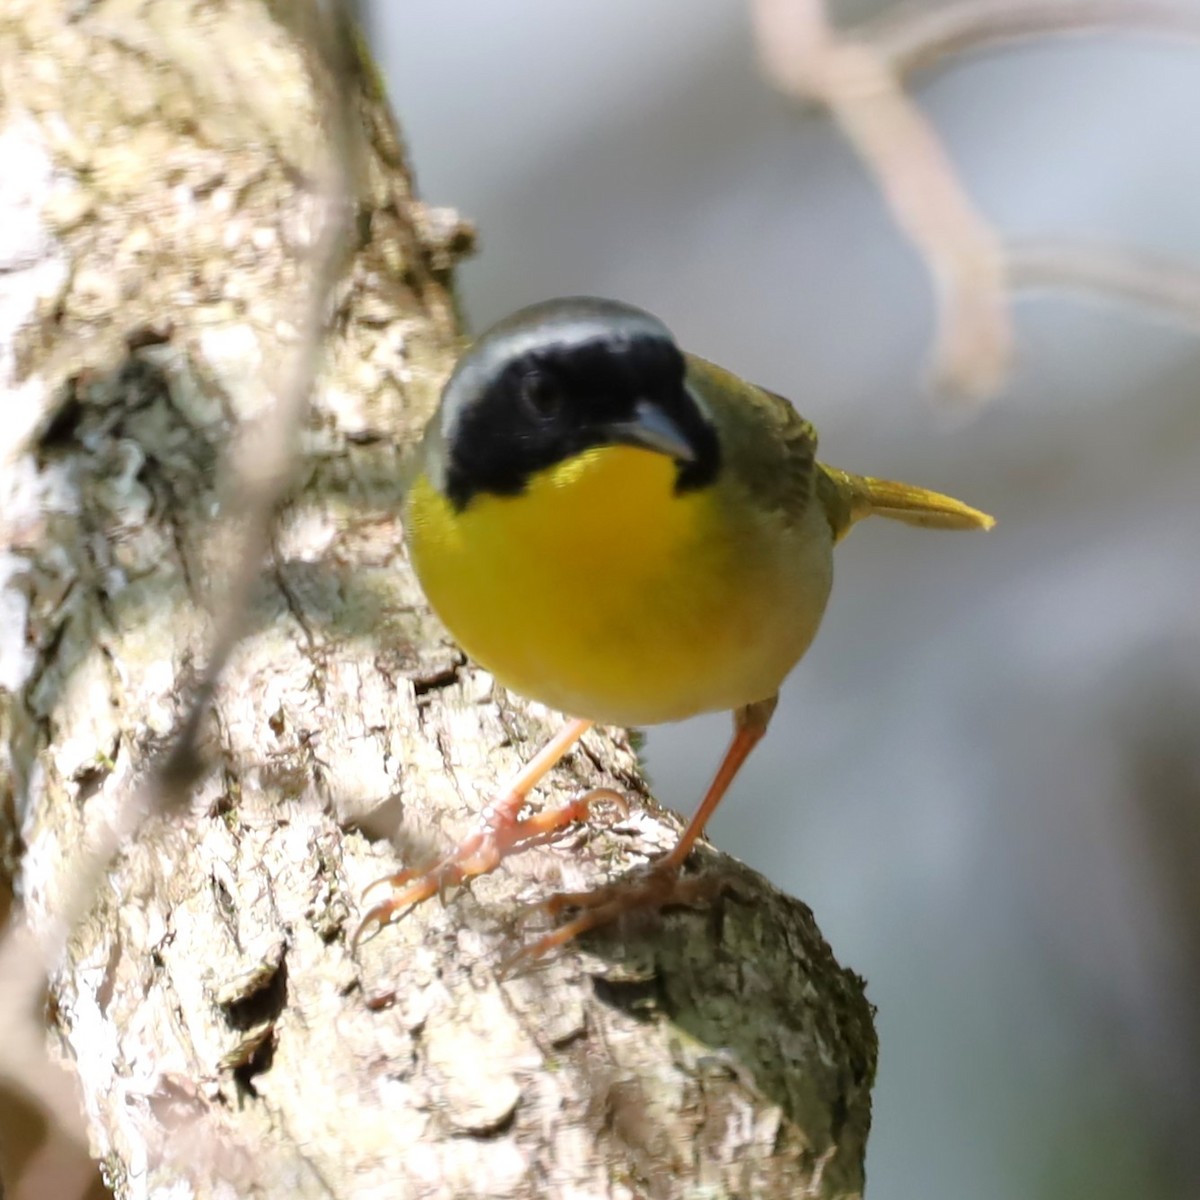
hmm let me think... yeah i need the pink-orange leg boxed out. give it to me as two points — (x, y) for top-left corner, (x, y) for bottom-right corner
(354, 718), (629, 947)
(507, 697), (778, 967)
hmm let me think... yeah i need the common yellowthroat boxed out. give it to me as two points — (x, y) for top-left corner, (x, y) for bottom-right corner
(358, 297), (993, 954)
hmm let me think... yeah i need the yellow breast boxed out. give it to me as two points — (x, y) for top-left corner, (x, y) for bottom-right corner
(405, 446), (832, 725)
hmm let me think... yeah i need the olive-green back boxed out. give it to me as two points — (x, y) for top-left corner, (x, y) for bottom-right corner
(683, 354), (818, 527)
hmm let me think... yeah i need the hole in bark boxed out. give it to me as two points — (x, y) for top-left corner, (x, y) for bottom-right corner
(125, 323), (173, 350)
(829, 1090), (848, 1143)
(36, 390), (85, 454)
(231, 1029), (277, 1099)
(591, 971), (665, 1021)
(221, 960), (287, 1098)
(410, 663), (462, 697)
(222, 957), (288, 1033)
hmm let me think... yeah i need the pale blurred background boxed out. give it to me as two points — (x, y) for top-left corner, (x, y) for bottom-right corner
(365, 4), (1200, 1197)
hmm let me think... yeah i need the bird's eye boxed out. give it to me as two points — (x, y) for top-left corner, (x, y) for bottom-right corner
(517, 370), (562, 420)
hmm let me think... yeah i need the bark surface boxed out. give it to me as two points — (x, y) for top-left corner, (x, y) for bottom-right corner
(0, 3), (877, 1197)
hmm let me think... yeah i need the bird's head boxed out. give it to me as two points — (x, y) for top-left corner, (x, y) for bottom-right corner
(431, 297), (719, 510)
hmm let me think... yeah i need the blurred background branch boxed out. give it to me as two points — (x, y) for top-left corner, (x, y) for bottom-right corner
(1008, 237), (1200, 329)
(751, 0), (1013, 400)
(751, 0), (1200, 403)
(871, 0), (1200, 75)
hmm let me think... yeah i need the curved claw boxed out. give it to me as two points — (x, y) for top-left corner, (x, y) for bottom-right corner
(573, 787), (630, 821)
(538, 884), (622, 917)
(360, 867), (419, 907)
(352, 872), (445, 950)
(501, 864), (723, 975)
(515, 787), (630, 838)
(500, 902), (627, 976)
(351, 903), (393, 951)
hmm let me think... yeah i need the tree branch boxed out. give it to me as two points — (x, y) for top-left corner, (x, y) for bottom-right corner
(0, 3), (876, 1197)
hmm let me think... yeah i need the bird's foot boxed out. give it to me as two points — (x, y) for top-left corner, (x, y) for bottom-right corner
(353, 787), (629, 948)
(502, 858), (725, 972)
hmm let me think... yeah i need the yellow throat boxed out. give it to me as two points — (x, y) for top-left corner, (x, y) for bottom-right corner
(405, 443), (830, 726)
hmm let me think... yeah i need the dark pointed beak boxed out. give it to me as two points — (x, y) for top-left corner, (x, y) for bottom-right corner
(608, 400), (696, 463)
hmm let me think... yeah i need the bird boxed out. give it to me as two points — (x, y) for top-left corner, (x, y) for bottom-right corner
(355, 296), (994, 956)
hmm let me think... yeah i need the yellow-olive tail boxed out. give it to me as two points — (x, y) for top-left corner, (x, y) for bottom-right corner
(817, 464), (995, 542)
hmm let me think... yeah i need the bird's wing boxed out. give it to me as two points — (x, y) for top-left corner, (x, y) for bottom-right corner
(683, 354), (818, 524)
